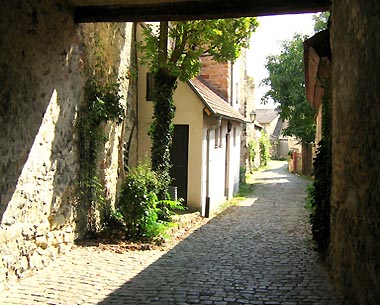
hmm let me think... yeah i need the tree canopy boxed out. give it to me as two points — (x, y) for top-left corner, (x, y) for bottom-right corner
(313, 12), (330, 33)
(260, 13), (330, 144)
(139, 19), (258, 81)
(261, 33), (316, 143)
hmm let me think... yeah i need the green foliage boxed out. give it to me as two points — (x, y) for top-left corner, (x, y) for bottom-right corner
(261, 34), (316, 144)
(157, 198), (185, 222)
(313, 12), (330, 33)
(149, 69), (177, 192)
(139, 19), (259, 81)
(75, 30), (128, 235)
(259, 133), (271, 167)
(77, 76), (125, 234)
(310, 79), (332, 255)
(305, 183), (315, 211)
(86, 78), (125, 125)
(248, 139), (258, 173)
(139, 19), (258, 185)
(117, 161), (185, 241)
(238, 181), (254, 197)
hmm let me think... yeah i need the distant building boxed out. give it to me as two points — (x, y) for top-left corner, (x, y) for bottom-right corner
(255, 109), (301, 159)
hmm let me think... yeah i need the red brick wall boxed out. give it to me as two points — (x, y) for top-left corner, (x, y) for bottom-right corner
(199, 56), (231, 101)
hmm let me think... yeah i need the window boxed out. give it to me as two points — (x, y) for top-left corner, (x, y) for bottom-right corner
(146, 73), (155, 101)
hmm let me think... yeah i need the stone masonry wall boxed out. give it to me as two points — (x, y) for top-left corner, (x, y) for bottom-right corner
(0, 0), (136, 290)
(330, 1), (380, 304)
(76, 23), (136, 231)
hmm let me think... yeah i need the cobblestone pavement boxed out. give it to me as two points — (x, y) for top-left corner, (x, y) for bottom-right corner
(0, 161), (338, 305)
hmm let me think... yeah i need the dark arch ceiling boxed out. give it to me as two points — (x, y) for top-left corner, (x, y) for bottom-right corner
(71, 0), (331, 23)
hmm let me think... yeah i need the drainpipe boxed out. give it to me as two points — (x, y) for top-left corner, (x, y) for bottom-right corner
(230, 62), (234, 106)
(205, 116), (222, 217)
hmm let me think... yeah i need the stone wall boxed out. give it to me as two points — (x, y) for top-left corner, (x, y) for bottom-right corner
(0, 0), (136, 290)
(330, 1), (380, 304)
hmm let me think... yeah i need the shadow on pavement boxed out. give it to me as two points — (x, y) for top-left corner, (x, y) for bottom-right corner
(95, 169), (337, 305)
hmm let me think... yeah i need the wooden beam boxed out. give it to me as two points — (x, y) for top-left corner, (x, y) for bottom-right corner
(74, 0), (331, 23)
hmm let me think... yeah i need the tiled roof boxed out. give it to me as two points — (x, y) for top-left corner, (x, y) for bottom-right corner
(188, 78), (249, 123)
(255, 109), (280, 124)
(272, 117), (284, 138)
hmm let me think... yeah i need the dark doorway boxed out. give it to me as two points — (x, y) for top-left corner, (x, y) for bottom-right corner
(170, 124), (189, 203)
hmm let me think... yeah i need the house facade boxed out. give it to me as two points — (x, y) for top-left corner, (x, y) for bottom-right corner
(137, 24), (249, 215)
(256, 108), (306, 155)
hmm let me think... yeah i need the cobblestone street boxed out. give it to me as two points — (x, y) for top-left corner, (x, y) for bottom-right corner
(0, 161), (338, 305)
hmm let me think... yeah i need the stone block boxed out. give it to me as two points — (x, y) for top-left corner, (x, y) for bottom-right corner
(63, 232), (74, 244)
(0, 230), (8, 244)
(0, 225), (22, 243)
(1, 214), (16, 226)
(21, 225), (35, 240)
(19, 241), (37, 256)
(35, 222), (50, 237)
(36, 235), (48, 250)
(49, 214), (66, 229)
(0, 265), (6, 287)
(54, 232), (64, 245)
(29, 252), (43, 271)
(15, 256), (29, 277)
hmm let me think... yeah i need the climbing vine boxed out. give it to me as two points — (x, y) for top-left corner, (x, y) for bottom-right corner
(149, 69), (177, 195)
(248, 139), (258, 173)
(76, 29), (126, 235)
(309, 78), (332, 254)
(77, 76), (125, 235)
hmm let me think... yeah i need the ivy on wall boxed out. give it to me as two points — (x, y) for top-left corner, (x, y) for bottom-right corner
(77, 77), (125, 235)
(248, 139), (258, 173)
(310, 77), (332, 254)
(76, 29), (126, 235)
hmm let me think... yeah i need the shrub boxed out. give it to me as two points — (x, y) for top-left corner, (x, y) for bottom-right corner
(259, 132), (271, 167)
(117, 161), (184, 241)
(248, 139), (258, 173)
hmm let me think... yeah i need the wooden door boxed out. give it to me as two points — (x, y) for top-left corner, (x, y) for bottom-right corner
(170, 125), (189, 203)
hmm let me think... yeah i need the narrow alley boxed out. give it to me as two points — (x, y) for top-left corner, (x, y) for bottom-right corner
(0, 161), (338, 305)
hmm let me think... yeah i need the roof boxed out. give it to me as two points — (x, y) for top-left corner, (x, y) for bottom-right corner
(272, 117), (284, 138)
(188, 78), (250, 123)
(255, 109), (280, 124)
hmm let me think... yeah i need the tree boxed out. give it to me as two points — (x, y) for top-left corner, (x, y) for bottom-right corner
(313, 12), (330, 33)
(139, 19), (258, 191)
(261, 34), (316, 143)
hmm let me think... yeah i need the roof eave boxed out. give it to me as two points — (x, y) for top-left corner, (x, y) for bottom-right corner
(187, 80), (249, 123)
(187, 80), (217, 117)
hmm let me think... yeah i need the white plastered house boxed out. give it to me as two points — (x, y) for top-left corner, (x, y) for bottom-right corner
(137, 24), (250, 216)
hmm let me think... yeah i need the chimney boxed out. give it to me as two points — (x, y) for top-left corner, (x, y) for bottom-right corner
(199, 56), (231, 102)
